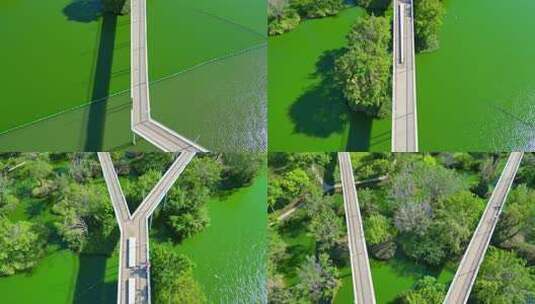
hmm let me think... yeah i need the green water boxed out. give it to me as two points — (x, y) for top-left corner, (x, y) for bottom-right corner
(0, 0), (266, 151)
(0, 250), (118, 304)
(333, 257), (454, 304)
(268, 7), (391, 152)
(175, 170), (267, 303)
(0, 251), (78, 304)
(417, 0), (535, 150)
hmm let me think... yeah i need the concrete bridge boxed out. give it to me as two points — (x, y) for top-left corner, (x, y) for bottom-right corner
(338, 153), (376, 304)
(98, 152), (195, 304)
(392, 0), (418, 152)
(443, 152), (524, 304)
(130, 0), (207, 152)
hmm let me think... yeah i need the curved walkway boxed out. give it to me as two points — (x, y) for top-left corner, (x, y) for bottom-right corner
(130, 0), (207, 152)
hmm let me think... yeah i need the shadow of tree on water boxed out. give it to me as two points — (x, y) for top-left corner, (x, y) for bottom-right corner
(289, 48), (373, 151)
(63, 0), (103, 23)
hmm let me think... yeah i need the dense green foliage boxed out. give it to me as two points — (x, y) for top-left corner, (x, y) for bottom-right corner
(268, 0), (344, 35)
(221, 153), (265, 188)
(52, 182), (115, 252)
(414, 0), (445, 52)
(151, 244), (206, 304)
(102, 0), (130, 15)
(398, 276), (446, 304)
(268, 152), (535, 303)
(0, 217), (44, 276)
(335, 15), (392, 117)
(268, 153), (342, 303)
(472, 247), (535, 303)
(0, 152), (263, 286)
(295, 254), (340, 302)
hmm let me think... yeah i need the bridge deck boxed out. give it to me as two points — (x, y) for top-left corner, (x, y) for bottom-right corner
(99, 152), (195, 304)
(130, 0), (207, 152)
(392, 0), (418, 152)
(444, 152), (524, 304)
(339, 153), (376, 304)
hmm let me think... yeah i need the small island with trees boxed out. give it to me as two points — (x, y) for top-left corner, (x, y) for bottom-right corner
(268, 0), (445, 150)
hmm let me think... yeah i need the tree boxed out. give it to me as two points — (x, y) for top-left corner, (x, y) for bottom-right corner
(494, 185), (535, 245)
(102, 0), (130, 15)
(365, 214), (396, 245)
(269, 228), (288, 274)
(0, 173), (18, 213)
(292, 0), (344, 18)
(473, 247), (535, 304)
(24, 158), (53, 188)
(168, 208), (209, 241)
(222, 153), (263, 188)
(335, 15), (392, 117)
(308, 203), (343, 253)
(178, 157), (223, 194)
(365, 214), (397, 260)
(398, 191), (483, 266)
(390, 161), (465, 205)
(124, 169), (162, 206)
(268, 177), (285, 212)
(151, 245), (206, 304)
(295, 254), (340, 303)
(280, 168), (314, 202)
(268, 0), (301, 36)
(399, 276), (446, 304)
(394, 201), (433, 236)
(0, 217), (44, 276)
(414, 0), (445, 52)
(159, 157), (223, 242)
(52, 183), (114, 252)
(69, 153), (100, 183)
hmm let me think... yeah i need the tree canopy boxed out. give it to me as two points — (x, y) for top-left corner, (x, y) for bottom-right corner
(335, 14), (392, 117)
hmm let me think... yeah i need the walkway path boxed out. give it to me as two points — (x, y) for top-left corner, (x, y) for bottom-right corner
(392, 0), (418, 152)
(443, 152), (524, 304)
(338, 152), (376, 304)
(98, 152), (195, 304)
(131, 0), (207, 152)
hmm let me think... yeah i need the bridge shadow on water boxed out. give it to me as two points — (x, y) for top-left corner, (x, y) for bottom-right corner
(72, 228), (120, 304)
(289, 48), (373, 151)
(63, 0), (118, 151)
(72, 255), (118, 304)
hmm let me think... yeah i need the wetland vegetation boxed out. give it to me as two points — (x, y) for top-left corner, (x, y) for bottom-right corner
(268, 152), (535, 303)
(0, 152), (266, 303)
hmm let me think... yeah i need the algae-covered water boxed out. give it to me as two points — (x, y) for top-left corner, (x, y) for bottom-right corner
(177, 170), (267, 303)
(417, 0), (535, 150)
(0, 0), (266, 151)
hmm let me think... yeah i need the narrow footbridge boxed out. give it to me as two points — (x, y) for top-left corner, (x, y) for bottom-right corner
(98, 152), (195, 304)
(338, 152), (376, 304)
(443, 152), (524, 304)
(392, 0), (418, 152)
(131, 0), (207, 152)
